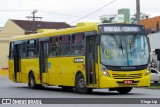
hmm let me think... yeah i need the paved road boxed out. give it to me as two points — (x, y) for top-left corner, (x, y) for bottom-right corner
(0, 76), (160, 107)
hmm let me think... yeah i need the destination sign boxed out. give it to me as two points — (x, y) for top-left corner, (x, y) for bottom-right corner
(99, 24), (145, 33)
(104, 26), (139, 32)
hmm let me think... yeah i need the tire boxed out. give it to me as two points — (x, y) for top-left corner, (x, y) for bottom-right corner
(116, 87), (132, 94)
(28, 73), (37, 89)
(74, 73), (92, 94)
(154, 81), (158, 83)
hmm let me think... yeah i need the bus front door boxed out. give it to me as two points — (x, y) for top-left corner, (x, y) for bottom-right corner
(39, 41), (49, 84)
(86, 36), (96, 85)
(13, 44), (21, 82)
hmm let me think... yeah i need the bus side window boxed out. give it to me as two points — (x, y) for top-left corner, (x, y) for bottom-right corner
(50, 36), (58, 56)
(27, 40), (36, 57)
(59, 35), (71, 56)
(21, 41), (27, 58)
(71, 33), (84, 56)
(9, 42), (14, 59)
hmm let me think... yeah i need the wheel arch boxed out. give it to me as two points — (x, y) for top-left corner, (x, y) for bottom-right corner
(75, 71), (84, 80)
(75, 71), (83, 84)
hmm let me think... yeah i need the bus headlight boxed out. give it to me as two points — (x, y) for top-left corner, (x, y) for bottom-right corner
(145, 65), (151, 76)
(101, 64), (109, 76)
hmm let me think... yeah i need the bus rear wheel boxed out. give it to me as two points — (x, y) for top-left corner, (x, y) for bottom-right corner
(74, 73), (92, 94)
(116, 87), (133, 94)
(28, 73), (37, 89)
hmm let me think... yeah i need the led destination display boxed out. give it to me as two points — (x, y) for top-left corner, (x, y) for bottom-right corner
(99, 24), (145, 33)
(104, 26), (139, 32)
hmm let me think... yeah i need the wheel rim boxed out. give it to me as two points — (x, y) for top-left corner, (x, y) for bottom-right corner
(78, 78), (85, 89)
(30, 75), (34, 87)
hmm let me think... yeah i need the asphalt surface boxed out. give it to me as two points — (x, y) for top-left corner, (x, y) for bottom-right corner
(0, 76), (160, 107)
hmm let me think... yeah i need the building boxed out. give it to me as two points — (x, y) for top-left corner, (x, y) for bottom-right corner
(0, 19), (71, 69)
(140, 16), (160, 33)
(143, 16), (160, 71)
(99, 8), (130, 23)
(148, 32), (160, 50)
(118, 8), (130, 23)
(148, 31), (160, 71)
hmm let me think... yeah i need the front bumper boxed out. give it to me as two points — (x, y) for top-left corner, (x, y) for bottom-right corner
(99, 74), (150, 88)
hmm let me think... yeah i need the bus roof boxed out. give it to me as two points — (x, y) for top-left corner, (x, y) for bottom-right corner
(10, 22), (144, 42)
(10, 23), (98, 42)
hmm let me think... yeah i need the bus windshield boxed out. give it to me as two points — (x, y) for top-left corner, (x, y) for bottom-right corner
(100, 34), (149, 66)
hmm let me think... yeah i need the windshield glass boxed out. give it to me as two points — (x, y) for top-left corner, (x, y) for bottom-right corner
(100, 34), (149, 66)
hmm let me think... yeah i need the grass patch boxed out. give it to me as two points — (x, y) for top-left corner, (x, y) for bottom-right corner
(147, 84), (160, 89)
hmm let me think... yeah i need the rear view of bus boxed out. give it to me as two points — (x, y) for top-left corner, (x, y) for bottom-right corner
(98, 24), (150, 93)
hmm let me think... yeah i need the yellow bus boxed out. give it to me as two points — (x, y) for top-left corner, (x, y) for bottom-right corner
(9, 22), (151, 94)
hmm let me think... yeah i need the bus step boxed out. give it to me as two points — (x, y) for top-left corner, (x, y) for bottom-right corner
(86, 85), (96, 88)
(42, 84), (48, 86)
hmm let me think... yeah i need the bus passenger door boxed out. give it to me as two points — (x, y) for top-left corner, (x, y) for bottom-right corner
(39, 41), (49, 84)
(86, 36), (96, 85)
(14, 44), (21, 82)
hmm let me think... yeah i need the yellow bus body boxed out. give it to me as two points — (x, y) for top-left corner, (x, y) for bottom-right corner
(9, 59), (150, 88)
(8, 22), (150, 93)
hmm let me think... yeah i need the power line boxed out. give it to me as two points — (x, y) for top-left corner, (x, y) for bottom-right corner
(0, 10), (31, 12)
(0, 9), (79, 17)
(70, 0), (117, 24)
(39, 10), (79, 17)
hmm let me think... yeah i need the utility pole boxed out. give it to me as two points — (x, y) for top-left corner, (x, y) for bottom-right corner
(136, 0), (140, 24)
(26, 10), (43, 33)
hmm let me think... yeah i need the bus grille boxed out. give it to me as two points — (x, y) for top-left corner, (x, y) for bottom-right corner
(112, 73), (143, 79)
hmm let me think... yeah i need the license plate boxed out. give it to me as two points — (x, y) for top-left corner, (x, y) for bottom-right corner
(124, 80), (133, 84)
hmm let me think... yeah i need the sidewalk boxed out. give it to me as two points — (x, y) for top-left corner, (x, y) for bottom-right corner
(0, 70), (8, 76)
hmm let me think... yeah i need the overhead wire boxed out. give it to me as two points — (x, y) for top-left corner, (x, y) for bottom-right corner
(39, 10), (80, 17)
(0, 10), (31, 12)
(70, 0), (117, 24)
(0, 9), (79, 18)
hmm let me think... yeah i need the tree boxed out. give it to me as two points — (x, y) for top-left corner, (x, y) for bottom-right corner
(140, 13), (151, 19)
(130, 12), (151, 23)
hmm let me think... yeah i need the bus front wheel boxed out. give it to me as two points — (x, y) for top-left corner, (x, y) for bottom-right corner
(116, 87), (133, 94)
(74, 73), (92, 94)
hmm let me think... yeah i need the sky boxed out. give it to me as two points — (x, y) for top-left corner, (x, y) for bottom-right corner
(0, 0), (160, 27)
